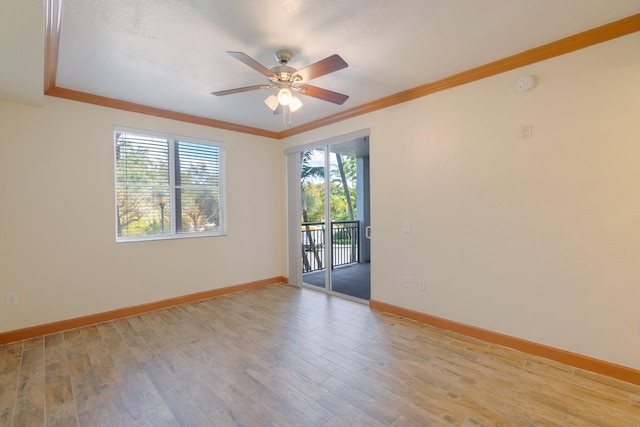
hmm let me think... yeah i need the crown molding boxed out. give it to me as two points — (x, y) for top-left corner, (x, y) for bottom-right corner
(43, 0), (62, 92)
(280, 13), (640, 138)
(45, 86), (280, 139)
(43, 2), (639, 140)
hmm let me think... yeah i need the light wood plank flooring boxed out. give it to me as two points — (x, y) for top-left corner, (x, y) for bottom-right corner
(1, 284), (640, 426)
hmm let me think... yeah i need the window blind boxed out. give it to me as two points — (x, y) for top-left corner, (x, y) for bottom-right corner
(115, 130), (226, 241)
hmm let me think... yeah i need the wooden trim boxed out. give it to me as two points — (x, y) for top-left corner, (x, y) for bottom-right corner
(45, 87), (280, 139)
(44, 0), (62, 92)
(280, 13), (640, 138)
(42, 9), (639, 138)
(44, 0), (277, 138)
(0, 276), (287, 345)
(369, 300), (640, 387)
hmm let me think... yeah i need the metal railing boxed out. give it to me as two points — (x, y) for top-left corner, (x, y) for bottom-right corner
(302, 220), (359, 273)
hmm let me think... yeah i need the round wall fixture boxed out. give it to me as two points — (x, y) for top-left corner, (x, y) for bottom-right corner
(516, 75), (536, 92)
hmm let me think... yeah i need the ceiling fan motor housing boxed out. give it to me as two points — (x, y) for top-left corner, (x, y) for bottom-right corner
(270, 65), (301, 88)
(275, 49), (293, 64)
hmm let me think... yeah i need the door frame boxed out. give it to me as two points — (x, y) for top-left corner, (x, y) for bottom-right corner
(284, 129), (370, 302)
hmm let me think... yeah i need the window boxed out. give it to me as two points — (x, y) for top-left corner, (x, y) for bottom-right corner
(115, 129), (226, 241)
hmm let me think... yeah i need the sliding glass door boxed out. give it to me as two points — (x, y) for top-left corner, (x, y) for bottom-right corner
(290, 134), (370, 301)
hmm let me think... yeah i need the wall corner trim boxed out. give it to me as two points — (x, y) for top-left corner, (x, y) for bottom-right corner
(0, 276), (287, 345)
(369, 300), (640, 387)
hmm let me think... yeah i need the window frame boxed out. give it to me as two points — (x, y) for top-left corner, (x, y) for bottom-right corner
(114, 127), (227, 242)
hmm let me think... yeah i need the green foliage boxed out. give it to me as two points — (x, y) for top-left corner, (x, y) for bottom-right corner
(332, 155), (356, 185)
(302, 182), (325, 221)
(115, 134), (170, 237)
(300, 150), (324, 183)
(330, 181), (356, 221)
(116, 134), (221, 237)
(333, 229), (352, 244)
(300, 150), (358, 222)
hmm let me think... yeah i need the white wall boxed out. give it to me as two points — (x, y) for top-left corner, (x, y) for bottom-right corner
(0, 97), (285, 332)
(283, 33), (640, 370)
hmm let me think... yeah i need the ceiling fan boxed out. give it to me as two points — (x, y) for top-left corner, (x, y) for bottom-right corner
(212, 49), (349, 114)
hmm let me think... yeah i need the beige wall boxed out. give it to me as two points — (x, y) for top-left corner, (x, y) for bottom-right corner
(0, 97), (285, 332)
(2, 31), (638, 372)
(283, 33), (640, 370)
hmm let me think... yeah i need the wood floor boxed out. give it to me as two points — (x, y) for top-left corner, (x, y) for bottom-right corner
(1, 284), (639, 426)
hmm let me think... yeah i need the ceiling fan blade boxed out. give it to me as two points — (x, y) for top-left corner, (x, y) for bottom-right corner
(298, 84), (349, 105)
(211, 84), (268, 96)
(227, 51), (275, 77)
(296, 54), (348, 82)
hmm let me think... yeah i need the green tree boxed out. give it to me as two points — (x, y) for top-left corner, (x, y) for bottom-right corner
(301, 150), (324, 270)
(176, 142), (221, 233)
(180, 162), (220, 231)
(304, 182), (325, 221)
(334, 154), (355, 220)
(115, 133), (169, 237)
(330, 154), (357, 220)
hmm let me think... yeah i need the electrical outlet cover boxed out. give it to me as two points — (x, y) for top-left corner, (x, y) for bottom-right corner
(404, 276), (411, 288)
(6, 292), (18, 305)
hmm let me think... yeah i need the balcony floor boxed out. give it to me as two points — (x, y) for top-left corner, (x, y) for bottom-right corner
(302, 262), (371, 300)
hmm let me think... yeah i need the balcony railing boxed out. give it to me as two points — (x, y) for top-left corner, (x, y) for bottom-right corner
(302, 220), (360, 273)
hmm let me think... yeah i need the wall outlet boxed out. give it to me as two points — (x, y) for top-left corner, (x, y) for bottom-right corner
(418, 281), (425, 291)
(519, 124), (533, 139)
(404, 276), (412, 288)
(6, 292), (18, 306)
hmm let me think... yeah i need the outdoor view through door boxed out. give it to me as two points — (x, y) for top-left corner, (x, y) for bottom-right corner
(300, 137), (370, 300)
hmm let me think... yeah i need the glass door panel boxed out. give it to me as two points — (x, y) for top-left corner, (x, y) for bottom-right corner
(301, 148), (326, 291)
(328, 140), (370, 300)
(299, 137), (370, 301)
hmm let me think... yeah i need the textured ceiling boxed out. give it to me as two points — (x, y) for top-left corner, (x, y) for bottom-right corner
(2, 1), (640, 133)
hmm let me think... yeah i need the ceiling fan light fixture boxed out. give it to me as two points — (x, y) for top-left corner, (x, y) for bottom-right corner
(264, 94), (279, 111)
(215, 50), (349, 118)
(277, 87), (293, 106)
(289, 96), (303, 112)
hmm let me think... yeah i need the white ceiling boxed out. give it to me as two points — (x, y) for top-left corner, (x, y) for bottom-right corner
(2, 1), (640, 133)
